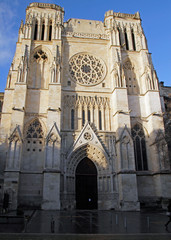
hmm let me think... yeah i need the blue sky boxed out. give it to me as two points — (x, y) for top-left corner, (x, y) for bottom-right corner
(0, 0), (170, 92)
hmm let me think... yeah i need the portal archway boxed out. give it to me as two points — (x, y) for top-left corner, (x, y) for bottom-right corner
(76, 157), (97, 209)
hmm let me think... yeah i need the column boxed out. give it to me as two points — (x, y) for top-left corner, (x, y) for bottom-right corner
(44, 18), (48, 41)
(37, 19), (41, 40)
(90, 105), (94, 124)
(85, 105), (88, 123)
(102, 106), (105, 130)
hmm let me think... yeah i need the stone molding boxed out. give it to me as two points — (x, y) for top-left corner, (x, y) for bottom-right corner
(62, 31), (109, 40)
(105, 10), (140, 20)
(27, 3), (64, 12)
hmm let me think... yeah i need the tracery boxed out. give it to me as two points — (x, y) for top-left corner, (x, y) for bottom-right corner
(69, 53), (106, 86)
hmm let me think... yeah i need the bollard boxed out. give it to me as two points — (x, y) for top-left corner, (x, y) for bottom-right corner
(147, 216), (150, 229)
(111, 212), (113, 225)
(124, 217), (127, 230)
(90, 213), (92, 232)
(24, 215), (29, 233)
(115, 214), (118, 225)
(51, 216), (55, 233)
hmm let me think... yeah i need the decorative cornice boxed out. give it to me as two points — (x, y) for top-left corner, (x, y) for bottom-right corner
(63, 95), (110, 108)
(27, 3), (64, 12)
(62, 31), (109, 40)
(113, 12), (140, 20)
(105, 10), (140, 20)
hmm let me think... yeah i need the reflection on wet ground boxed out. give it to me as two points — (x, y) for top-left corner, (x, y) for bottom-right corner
(0, 210), (171, 239)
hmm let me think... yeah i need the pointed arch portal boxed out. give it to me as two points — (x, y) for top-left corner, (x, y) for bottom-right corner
(76, 157), (97, 209)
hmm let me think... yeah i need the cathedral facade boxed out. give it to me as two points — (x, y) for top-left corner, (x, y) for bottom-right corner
(0, 2), (170, 211)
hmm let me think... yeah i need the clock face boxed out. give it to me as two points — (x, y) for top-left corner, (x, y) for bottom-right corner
(69, 53), (106, 86)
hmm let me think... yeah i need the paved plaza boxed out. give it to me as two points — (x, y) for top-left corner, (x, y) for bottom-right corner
(0, 210), (171, 239)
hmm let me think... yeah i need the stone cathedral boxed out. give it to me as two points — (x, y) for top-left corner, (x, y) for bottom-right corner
(0, 2), (170, 211)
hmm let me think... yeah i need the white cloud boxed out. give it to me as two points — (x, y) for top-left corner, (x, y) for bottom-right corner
(0, 1), (18, 66)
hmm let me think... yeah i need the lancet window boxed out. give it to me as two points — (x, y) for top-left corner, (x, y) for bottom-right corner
(117, 27), (122, 46)
(41, 20), (45, 40)
(131, 29), (136, 51)
(124, 28), (129, 50)
(132, 123), (148, 171)
(99, 110), (102, 130)
(71, 109), (75, 130)
(34, 20), (38, 40)
(49, 20), (52, 41)
(82, 109), (85, 126)
(88, 110), (91, 122)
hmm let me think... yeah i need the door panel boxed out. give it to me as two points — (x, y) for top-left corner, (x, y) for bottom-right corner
(76, 158), (97, 209)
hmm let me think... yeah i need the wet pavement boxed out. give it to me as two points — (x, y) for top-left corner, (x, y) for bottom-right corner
(26, 210), (171, 234)
(0, 233), (171, 240)
(0, 210), (171, 239)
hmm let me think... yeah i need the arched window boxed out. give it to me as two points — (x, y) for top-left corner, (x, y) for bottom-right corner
(41, 20), (45, 40)
(124, 28), (129, 50)
(49, 20), (52, 41)
(26, 119), (44, 139)
(71, 109), (74, 130)
(131, 29), (136, 51)
(34, 20), (38, 40)
(99, 110), (102, 130)
(88, 109), (91, 122)
(25, 119), (44, 155)
(117, 27), (122, 46)
(132, 124), (148, 171)
(82, 110), (85, 126)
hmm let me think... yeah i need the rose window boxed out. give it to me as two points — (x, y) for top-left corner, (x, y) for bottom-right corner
(69, 53), (106, 86)
(84, 132), (92, 141)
